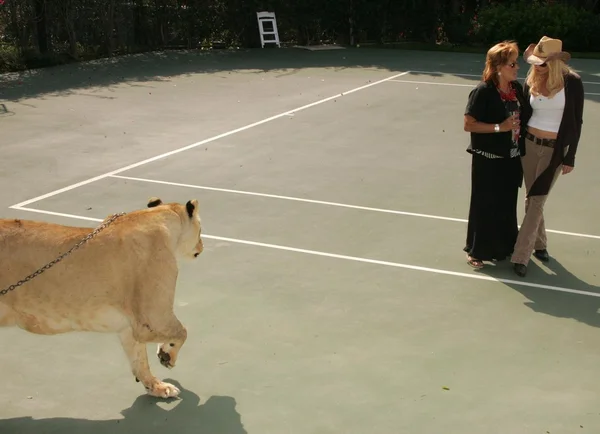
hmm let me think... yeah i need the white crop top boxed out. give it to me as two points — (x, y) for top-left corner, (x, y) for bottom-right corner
(528, 88), (565, 133)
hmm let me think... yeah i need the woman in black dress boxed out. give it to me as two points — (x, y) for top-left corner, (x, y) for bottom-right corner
(463, 40), (532, 268)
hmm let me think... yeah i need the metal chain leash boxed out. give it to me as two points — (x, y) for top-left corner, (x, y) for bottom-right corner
(0, 212), (126, 296)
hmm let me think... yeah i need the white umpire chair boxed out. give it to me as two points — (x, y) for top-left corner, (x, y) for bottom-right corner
(256, 11), (281, 48)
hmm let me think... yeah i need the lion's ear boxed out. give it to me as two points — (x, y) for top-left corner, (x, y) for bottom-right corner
(147, 197), (163, 208)
(186, 199), (199, 218)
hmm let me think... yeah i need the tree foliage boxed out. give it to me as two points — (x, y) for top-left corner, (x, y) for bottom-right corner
(0, 0), (598, 72)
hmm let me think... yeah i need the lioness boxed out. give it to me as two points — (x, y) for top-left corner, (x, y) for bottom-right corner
(0, 197), (203, 398)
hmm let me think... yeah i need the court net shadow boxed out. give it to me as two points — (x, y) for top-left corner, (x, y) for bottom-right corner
(2, 46), (599, 105)
(3, 48), (599, 108)
(476, 258), (600, 329)
(0, 380), (247, 434)
(1, 48), (410, 102)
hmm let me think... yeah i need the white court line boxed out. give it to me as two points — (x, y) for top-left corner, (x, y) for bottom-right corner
(110, 175), (466, 222)
(389, 79), (474, 87)
(408, 70), (600, 86)
(9, 71), (411, 209)
(11, 205), (600, 298)
(110, 174), (600, 240)
(390, 79), (600, 95)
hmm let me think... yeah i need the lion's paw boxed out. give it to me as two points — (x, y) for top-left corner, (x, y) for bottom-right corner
(147, 381), (180, 399)
(157, 344), (174, 369)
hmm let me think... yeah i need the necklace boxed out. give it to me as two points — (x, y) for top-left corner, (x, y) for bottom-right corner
(497, 82), (517, 101)
(497, 82), (521, 143)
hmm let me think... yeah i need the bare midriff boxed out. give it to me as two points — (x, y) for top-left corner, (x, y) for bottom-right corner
(526, 125), (558, 140)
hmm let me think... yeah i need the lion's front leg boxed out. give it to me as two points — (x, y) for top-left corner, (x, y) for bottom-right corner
(132, 315), (188, 370)
(132, 263), (188, 370)
(118, 327), (180, 399)
(156, 322), (188, 370)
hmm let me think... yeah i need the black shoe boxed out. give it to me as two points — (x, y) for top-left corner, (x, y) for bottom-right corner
(513, 263), (527, 277)
(533, 249), (550, 262)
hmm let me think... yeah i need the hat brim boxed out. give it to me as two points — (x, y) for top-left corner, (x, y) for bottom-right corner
(524, 51), (571, 65)
(525, 53), (546, 65)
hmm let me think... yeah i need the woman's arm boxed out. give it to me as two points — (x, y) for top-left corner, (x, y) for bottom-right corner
(563, 74), (585, 169)
(464, 114), (516, 133)
(463, 83), (516, 133)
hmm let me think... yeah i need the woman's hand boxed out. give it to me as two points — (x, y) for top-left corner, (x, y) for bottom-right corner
(463, 114), (519, 134)
(499, 114), (519, 132)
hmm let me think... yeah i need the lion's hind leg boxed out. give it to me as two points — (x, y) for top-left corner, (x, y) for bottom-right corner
(119, 327), (180, 399)
(0, 304), (17, 328)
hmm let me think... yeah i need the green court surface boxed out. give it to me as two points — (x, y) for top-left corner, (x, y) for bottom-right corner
(1, 47), (600, 433)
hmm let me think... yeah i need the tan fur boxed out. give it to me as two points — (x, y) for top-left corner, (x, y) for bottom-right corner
(0, 197), (204, 399)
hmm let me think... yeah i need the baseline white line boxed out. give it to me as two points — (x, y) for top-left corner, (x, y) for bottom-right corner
(389, 79), (474, 87)
(11, 205), (600, 298)
(390, 79), (600, 95)
(408, 70), (600, 86)
(9, 71), (411, 209)
(110, 174), (600, 240)
(12, 208), (106, 222)
(407, 71), (482, 78)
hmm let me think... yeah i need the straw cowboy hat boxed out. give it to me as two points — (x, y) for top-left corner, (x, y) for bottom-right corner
(524, 36), (571, 65)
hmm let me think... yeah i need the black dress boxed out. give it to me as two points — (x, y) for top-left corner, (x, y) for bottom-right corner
(463, 80), (527, 262)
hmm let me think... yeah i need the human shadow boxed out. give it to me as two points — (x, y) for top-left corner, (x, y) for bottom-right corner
(476, 258), (600, 329)
(0, 380), (247, 434)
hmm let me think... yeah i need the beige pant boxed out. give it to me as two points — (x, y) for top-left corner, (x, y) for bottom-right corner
(511, 137), (566, 265)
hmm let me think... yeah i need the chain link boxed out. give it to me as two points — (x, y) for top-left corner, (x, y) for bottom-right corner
(0, 212), (126, 296)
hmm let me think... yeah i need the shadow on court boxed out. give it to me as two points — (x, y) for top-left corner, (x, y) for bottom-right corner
(0, 380), (247, 434)
(2, 47), (600, 103)
(476, 259), (600, 329)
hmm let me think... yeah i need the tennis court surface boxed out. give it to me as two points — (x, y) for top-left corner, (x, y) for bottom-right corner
(2, 47), (600, 433)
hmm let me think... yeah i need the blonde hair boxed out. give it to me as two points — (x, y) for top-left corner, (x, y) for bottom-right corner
(526, 59), (574, 97)
(482, 41), (519, 85)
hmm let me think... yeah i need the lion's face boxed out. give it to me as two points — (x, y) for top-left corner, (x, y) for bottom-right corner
(147, 197), (204, 260)
(179, 199), (204, 260)
(187, 206), (204, 259)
